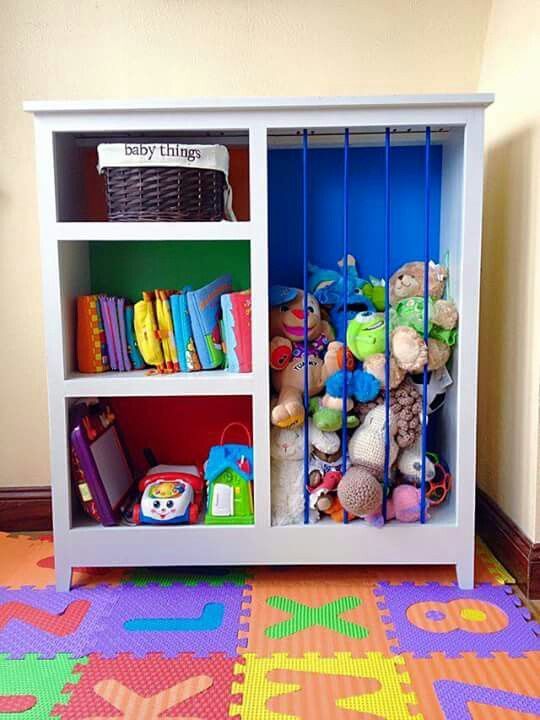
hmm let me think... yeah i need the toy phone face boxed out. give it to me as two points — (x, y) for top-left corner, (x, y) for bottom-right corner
(141, 480), (194, 522)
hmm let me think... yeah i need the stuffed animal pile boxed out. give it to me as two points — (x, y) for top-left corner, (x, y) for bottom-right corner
(269, 255), (456, 526)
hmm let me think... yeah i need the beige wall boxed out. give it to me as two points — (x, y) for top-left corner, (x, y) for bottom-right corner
(0, 0), (491, 488)
(477, 0), (540, 542)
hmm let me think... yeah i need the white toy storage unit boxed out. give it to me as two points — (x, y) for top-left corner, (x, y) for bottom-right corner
(25, 95), (492, 591)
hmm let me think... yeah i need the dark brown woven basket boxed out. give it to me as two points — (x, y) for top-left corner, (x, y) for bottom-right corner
(103, 166), (226, 221)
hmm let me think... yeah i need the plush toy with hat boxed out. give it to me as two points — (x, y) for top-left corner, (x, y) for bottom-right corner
(269, 285), (345, 428)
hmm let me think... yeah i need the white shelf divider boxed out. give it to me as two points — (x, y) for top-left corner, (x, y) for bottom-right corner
(56, 221), (252, 242)
(64, 370), (255, 398)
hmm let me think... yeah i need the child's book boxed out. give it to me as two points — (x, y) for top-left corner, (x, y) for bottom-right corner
(76, 295), (109, 373)
(108, 297), (124, 371)
(134, 292), (165, 372)
(155, 289), (179, 373)
(187, 275), (232, 369)
(125, 304), (145, 370)
(117, 297), (132, 372)
(99, 295), (118, 370)
(221, 290), (252, 373)
(170, 289), (201, 372)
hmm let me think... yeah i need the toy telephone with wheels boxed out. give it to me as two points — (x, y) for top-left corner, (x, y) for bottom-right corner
(132, 465), (204, 525)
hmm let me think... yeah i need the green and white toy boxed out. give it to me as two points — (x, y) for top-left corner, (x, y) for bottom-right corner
(346, 311), (386, 361)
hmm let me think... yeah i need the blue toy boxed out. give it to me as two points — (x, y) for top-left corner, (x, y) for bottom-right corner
(308, 255), (376, 340)
(310, 368), (381, 431)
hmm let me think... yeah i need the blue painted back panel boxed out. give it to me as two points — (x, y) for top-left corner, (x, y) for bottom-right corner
(268, 145), (442, 287)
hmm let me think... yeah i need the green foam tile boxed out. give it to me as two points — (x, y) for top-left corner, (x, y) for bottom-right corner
(0, 654), (87, 720)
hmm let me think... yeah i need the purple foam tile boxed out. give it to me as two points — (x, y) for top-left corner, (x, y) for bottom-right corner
(93, 584), (245, 657)
(0, 585), (120, 659)
(375, 582), (540, 658)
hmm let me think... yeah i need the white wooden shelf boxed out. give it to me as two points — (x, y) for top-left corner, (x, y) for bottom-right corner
(27, 95), (490, 590)
(55, 221), (252, 242)
(64, 369), (255, 397)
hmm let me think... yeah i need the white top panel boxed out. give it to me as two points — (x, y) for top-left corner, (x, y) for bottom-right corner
(23, 94), (494, 114)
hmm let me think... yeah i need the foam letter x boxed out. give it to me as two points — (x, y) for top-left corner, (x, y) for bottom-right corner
(265, 595), (368, 639)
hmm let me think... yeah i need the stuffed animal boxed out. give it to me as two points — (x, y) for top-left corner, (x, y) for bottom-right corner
(308, 255), (376, 340)
(311, 369), (380, 431)
(308, 469), (342, 518)
(389, 261), (447, 306)
(270, 422), (341, 525)
(397, 437), (436, 485)
(390, 377), (423, 448)
(346, 311), (386, 361)
(269, 286), (343, 428)
(348, 404), (398, 476)
(365, 484), (429, 527)
(391, 296), (458, 369)
(270, 425), (313, 526)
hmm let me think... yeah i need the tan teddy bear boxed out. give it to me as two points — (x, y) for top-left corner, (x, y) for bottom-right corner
(389, 261), (447, 306)
(269, 286), (343, 428)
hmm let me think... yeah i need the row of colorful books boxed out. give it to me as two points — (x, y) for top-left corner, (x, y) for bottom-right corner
(76, 276), (252, 374)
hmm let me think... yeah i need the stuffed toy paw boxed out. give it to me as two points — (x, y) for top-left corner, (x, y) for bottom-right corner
(427, 338), (451, 371)
(391, 326), (428, 372)
(432, 299), (458, 330)
(363, 353), (406, 389)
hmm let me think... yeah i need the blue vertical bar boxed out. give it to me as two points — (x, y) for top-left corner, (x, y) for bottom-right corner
(382, 128), (391, 521)
(342, 128), (350, 525)
(302, 129), (310, 525)
(420, 126), (431, 524)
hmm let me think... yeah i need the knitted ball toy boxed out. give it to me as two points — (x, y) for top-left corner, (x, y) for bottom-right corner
(337, 466), (383, 517)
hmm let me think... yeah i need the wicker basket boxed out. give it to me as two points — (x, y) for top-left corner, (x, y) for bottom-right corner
(103, 166), (225, 222)
(97, 143), (232, 222)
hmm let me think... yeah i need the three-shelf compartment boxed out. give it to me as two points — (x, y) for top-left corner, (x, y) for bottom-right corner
(26, 96), (491, 590)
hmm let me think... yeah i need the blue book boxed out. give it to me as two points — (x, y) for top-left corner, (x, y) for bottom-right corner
(170, 289), (201, 372)
(187, 276), (232, 369)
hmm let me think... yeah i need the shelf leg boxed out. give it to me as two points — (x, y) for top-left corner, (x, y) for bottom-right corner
(55, 557), (73, 592)
(456, 551), (475, 590)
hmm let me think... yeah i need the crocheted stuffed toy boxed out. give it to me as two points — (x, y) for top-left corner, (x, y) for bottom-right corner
(337, 466), (383, 517)
(348, 404), (398, 476)
(353, 376), (422, 450)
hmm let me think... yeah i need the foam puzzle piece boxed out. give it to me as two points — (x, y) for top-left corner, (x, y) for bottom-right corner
(374, 582), (540, 657)
(264, 596), (368, 640)
(0, 653), (86, 719)
(122, 566), (251, 587)
(93, 585), (246, 657)
(240, 580), (391, 656)
(0, 586), (119, 659)
(0, 532), (128, 589)
(57, 653), (235, 719)
(124, 602), (224, 632)
(403, 652), (540, 720)
(475, 538), (516, 585)
(230, 652), (421, 720)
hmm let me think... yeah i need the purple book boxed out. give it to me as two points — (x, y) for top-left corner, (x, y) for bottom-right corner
(99, 296), (118, 370)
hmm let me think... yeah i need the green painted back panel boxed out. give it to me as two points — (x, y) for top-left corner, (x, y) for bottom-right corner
(89, 240), (250, 299)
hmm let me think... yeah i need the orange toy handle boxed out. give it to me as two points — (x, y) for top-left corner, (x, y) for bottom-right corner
(220, 422), (252, 447)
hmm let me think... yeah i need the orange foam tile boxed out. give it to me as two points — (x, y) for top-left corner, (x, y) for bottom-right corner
(240, 580), (392, 657)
